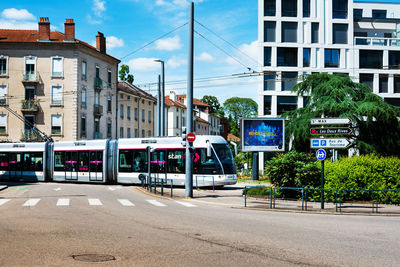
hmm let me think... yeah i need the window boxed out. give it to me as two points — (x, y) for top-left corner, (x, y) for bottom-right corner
(281, 22), (297, 43)
(394, 75), (400, 93)
(312, 23), (319, 43)
(94, 119), (100, 137)
(372, 10), (386, 19)
(264, 96), (272, 115)
(52, 57), (63, 77)
(120, 104), (124, 119)
(108, 70), (112, 86)
(354, 9), (363, 19)
(119, 149), (148, 173)
(25, 56), (36, 80)
(142, 109), (145, 122)
(384, 98), (400, 107)
(148, 130), (151, 136)
(127, 106), (131, 120)
(135, 129), (138, 137)
(107, 96), (112, 112)
(303, 48), (311, 67)
(120, 127), (124, 138)
(360, 74), (374, 92)
(264, 21), (276, 42)
(96, 65), (100, 78)
(82, 61), (87, 79)
(333, 0), (347, 19)
(51, 114), (62, 135)
(303, 0), (310, 17)
(142, 130), (145, 138)
(277, 47), (298, 66)
(264, 47), (271, 66)
(148, 111), (151, 122)
(277, 96), (297, 115)
(127, 128), (131, 138)
(333, 24), (348, 44)
(176, 116), (179, 128)
(95, 91), (100, 105)
(324, 49), (340, 68)
(0, 114), (6, 134)
(81, 88), (87, 108)
(0, 85), (7, 105)
(282, 72), (298, 91)
(107, 121), (112, 138)
(359, 50), (383, 69)
(167, 149), (185, 173)
(379, 74), (388, 93)
(264, 72), (276, 91)
(389, 51), (400, 69)
(134, 108), (138, 120)
(51, 85), (62, 105)
(0, 57), (7, 75)
(81, 116), (86, 136)
(282, 0), (297, 17)
(355, 32), (367, 45)
(264, 0), (276, 16)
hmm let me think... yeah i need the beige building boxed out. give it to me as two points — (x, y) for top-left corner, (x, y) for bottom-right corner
(117, 82), (156, 138)
(0, 17), (120, 142)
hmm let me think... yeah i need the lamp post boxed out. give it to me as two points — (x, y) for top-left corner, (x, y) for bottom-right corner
(154, 59), (165, 136)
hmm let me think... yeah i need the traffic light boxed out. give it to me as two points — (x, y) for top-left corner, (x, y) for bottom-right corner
(181, 127), (187, 147)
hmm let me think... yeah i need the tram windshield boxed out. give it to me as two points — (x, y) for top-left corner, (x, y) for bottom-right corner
(212, 143), (236, 174)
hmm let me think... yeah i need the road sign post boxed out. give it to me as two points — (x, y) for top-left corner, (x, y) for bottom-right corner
(316, 149), (326, 209)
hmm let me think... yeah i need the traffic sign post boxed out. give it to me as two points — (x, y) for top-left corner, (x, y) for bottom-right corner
(316, 149), (326, 209)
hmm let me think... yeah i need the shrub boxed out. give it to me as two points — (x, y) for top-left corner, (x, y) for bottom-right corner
(243, 186), (271, 196)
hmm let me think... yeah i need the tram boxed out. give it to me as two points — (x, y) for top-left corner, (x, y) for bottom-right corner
(0, 135), (237, 187)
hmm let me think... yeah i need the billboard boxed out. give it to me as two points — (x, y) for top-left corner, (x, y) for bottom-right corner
(241, 118), (285, 152)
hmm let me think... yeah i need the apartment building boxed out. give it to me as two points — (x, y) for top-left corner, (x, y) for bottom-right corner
(0, 18), (120, 142)
(258, 0), (400, 118)
(117, 82), (156, 138)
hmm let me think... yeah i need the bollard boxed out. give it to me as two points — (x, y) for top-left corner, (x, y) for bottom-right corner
(161, 179), (164, 196)
(212, 176), (215, 192)
(171, 179), (173, 197)
(244, 186), (247, 207)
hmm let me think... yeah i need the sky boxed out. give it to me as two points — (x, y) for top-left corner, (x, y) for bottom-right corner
(0, 0), (260, 104)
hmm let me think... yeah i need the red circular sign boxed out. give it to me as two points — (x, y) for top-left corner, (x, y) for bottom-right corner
(187, 132), (196, 142)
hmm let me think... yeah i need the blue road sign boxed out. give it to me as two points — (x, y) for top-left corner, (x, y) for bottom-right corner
(316, 149), (326, 161)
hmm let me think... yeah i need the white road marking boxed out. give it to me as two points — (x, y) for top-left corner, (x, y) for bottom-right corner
(175, 201), (197, 207)
(88, 198), (102, 206)
(146, 200), (166, 207)
(118, 199), (135, 206)
(56, 198), (70, 206)
(23, 198), (40, 207)
(54, 188), (61, 191)
(0, 199), (10, 206)
(108, 187), (116, 191)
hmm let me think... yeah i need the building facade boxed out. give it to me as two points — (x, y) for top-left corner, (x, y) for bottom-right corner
(117, 82), (156, 138)
(258, 0), (400, 118)
(0, 18), (119, 142)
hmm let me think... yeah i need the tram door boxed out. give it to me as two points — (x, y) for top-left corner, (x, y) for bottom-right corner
(9, 153), (22, 180)
(150, 150), (167, 180)
(65, 151), (78, 180)
(89, 151), (103, 181)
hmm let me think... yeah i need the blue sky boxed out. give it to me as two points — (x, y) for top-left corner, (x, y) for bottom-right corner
(0, 0), (259, 104)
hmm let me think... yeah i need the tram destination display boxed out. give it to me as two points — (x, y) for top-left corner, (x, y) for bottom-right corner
(241, 118), (284, 152)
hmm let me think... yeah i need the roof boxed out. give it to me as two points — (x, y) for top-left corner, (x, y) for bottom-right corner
(227, 134), (240, 142)
(175, 94), (210, 107)
(196, 116), (209, 124)
(0, 29), (119, 62)
(118, 82), (157, 102)
(164, 96), (186, 109)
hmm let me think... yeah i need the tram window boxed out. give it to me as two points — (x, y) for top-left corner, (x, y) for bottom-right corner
(10, 153), (22, 171)
(0, 153), (8, 171)
(132, 150), (147, 172)
(78, 151), (89, 172)
(54, 151), (65, 171)
(167, 149), (185, 173)
(150, 150), (166, 173)
(23, 152), (43, 171)
(89, 151), (103, 173)
(97, 151), (103, 172)
(119, 150), (133, 172)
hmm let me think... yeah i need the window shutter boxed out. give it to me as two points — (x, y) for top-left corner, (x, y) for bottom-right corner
(0, 114), (6, 127)
(52, 115), (62, 127)
(52, 58), (63, 75)
(52, 86), (62, 105)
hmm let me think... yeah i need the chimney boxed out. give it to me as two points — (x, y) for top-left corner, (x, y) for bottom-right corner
(96, 32), (106, 53)
(64, 19), (75, 41)
(38, 17), (50, 41)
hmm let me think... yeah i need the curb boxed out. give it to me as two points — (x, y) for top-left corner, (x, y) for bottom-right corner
(0, 185), (8, 191)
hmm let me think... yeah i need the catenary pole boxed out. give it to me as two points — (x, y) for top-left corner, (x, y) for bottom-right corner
(161, 61), (165, 136)
(185, 1), (194, 198)
(157, 74), (161, 136)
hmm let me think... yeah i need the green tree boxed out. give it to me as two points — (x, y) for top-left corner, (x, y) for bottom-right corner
(201, 95), (221, 115)
(284, 73), (400, 155)
(119, 64), (134, 84)
(223, 97), (258, 135)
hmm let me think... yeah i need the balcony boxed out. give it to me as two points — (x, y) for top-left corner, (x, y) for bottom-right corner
(94, 132), (103, 139)
(20, 129), (42, 142)
(94, 77), (103, 90)
(22, 71), (40, 84)
(0, 98), (7, 106)
(21, 99), (40, 113)
(354, 37), (400, 47)
(93, 104), (103, 117)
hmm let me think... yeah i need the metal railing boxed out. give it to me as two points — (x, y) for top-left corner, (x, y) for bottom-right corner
(139, 174), (174, 197)
(354, 37), (400, 47)
(94, 77), (103, 90)
(21, 99), (39, 111)
(195, 175), (215, 191)
(22, 71), (39, 82)
(93, 104), (103, 116)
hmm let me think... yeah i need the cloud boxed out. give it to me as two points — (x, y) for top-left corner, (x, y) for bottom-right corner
(167, 56), (186, 68)
(86, 14), (102, 25)
(106, 36), (124, 49)
(225, 40), (259, 68)
(155, 0), (205, 9)
(1, 8), (35, 21)
(238, 40), (258, 63)
(92, 0), (106, 16)
(155, 35), (182, 51)
(127, 57), (161, 72)
(196, 52), (214, 62)
(0, 8), (37, 29)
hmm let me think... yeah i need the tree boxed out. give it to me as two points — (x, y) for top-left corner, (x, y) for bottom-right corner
(223, 97), (258, 135)
(119, 64), (134, 84)
(284, 73), (400, 155)
(201, 95), (221, 115)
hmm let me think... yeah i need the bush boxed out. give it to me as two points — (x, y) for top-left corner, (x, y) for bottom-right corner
(243, 186), (271, 196)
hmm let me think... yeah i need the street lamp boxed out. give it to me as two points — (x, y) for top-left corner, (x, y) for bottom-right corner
(154, 59), (165, 136)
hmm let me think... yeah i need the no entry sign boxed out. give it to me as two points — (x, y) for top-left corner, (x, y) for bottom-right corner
(187, 132), (196, 142)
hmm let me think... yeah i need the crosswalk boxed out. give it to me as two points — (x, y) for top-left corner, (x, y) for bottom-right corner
(0, 198), (197, 208)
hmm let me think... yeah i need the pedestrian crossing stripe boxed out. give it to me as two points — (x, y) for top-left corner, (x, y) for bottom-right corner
(146, 199), (166, 207)
(56, 198), (70, 206)
(175, 201), (197, 207)
(118, 199), (135, 206)
(23, 198), (40, 207)
(88, 198), (102, 206)
(0, 199), (10, 206)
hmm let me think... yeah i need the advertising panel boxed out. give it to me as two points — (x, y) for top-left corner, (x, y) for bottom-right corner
(241, 118), (285, 152)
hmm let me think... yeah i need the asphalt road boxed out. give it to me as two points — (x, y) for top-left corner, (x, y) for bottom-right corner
(0, 183), (399, 266)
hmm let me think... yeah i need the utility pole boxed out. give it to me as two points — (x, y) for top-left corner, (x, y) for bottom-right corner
(185, 1), (194, 198)
(155, 59), (165, 136)
(157, 74), (161, 136)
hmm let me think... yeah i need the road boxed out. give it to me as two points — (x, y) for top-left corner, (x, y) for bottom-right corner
(0, 183), (399, 266)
